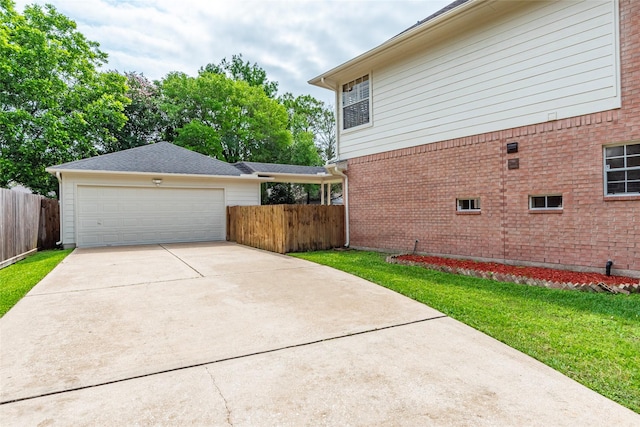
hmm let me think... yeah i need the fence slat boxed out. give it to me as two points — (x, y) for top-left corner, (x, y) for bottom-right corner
(227, 204), (345, 254)
(1, 189), (60, 267)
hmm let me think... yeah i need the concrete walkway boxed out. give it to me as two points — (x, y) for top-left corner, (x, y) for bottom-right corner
(1, 242), (637, 425)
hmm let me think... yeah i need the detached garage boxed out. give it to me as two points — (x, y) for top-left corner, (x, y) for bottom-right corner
(46, 142), (262, 248)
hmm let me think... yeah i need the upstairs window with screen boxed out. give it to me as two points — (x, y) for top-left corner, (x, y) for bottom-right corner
(342, 75), (370, 130)
(604, 142), (640, 195)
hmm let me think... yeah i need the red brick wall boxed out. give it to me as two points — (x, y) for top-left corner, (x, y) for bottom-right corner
(346, 0), (640, 276)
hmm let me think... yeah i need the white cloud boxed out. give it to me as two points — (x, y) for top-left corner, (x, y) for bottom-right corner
(12, 0), (451, 103)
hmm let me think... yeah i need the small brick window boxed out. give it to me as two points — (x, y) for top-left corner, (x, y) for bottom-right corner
(529, 195), (562, 210)
(457, 198), (480, 212)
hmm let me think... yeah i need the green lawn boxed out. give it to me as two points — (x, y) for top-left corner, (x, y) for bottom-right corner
(291, 250), (640, 414)
(0, 249), (72, 317)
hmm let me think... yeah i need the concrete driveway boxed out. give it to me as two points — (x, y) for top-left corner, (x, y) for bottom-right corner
(1, 242), (637, 426)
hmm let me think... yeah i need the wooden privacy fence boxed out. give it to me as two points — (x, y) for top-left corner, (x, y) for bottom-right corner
(227, 205), (345, 254)
(38, 197), (60, 250)
(0, 189), (60, 268)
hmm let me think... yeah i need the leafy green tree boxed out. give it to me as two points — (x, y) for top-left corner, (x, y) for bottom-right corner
(160, 71), (290, 164)
(262, 93), (328, 204)
(0, 0), (128, 196)
(105, 72), (166, 152)
(202, 54), (279, 99)
(279, 93), (337, 164)
(278, 93), (323, 166)
(316, 105), (337, 163)
(261, 183), (296, 205)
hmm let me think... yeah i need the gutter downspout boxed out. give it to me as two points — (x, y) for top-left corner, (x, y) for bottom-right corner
(55, 171), (63, 246)
(343, 174), (349, 247)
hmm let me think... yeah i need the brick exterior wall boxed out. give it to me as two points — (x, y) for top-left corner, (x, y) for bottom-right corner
(345, 0), (640, 277)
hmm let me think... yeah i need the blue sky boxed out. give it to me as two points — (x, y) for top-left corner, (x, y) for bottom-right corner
(13, 0), (451, 103)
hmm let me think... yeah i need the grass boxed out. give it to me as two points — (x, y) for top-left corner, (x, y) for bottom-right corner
(291, 250), (640, 413)
(0, 249), (72, 317)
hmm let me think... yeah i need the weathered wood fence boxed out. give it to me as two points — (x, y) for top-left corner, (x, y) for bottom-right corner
(38, 197), (60, 250)
(0, 189), (60, 268)
(227, 205), (345, 254)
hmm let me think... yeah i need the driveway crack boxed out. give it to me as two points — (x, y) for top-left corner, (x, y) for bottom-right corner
(0, 316), (447, 406)
(159, 244), (204, 277)
(205, 366), (233, 426)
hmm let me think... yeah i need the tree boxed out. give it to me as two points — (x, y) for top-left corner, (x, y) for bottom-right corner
(260, 94), (326, 204)
(0, 0), (128, 196)
(316, 105), (337, 163)
(201, 54), (279, 99)
(279, 93), (337, 164)
(279, 95), (340, 204)
(160, 71), (290, 163)
(104, 72), (166, 153)
(278, 93), (324, 166)
(261, 183), (296, 205)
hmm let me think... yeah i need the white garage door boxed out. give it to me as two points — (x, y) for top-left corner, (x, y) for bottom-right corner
(76, 186), (225, 247)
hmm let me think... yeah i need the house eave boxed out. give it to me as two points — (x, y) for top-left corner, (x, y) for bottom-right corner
(308, 0), (488, 88)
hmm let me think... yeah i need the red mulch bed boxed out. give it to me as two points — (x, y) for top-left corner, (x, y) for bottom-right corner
(395, 254), (638, 286)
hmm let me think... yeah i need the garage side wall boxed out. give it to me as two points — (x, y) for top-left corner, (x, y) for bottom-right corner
(59, 173), (260, 248)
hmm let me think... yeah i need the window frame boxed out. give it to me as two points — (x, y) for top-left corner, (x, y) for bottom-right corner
(529, 194), (563, 211)
(603, 142), (640, 196)
(456, 198), (481, 212)
(340, 73), (372, 133)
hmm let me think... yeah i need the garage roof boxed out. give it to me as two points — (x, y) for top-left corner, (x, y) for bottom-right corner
(46, 142), (344, 184)
(47, 142), (244, 176)
(233, 162), (328, 176)
(233, 161), (342, 184)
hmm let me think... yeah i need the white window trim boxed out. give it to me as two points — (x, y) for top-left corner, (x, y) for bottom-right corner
(340, 72), (373, 134)
(603, 141), (640, 196)
(529, 194), (563, 210)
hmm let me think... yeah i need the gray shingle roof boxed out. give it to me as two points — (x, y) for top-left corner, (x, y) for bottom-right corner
(233, 161), (328, 176)
(48, 142), (244, 176)
(399, 0), (471, 36)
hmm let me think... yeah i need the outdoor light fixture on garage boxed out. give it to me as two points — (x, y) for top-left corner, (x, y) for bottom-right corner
(152, 178), (162, 186)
